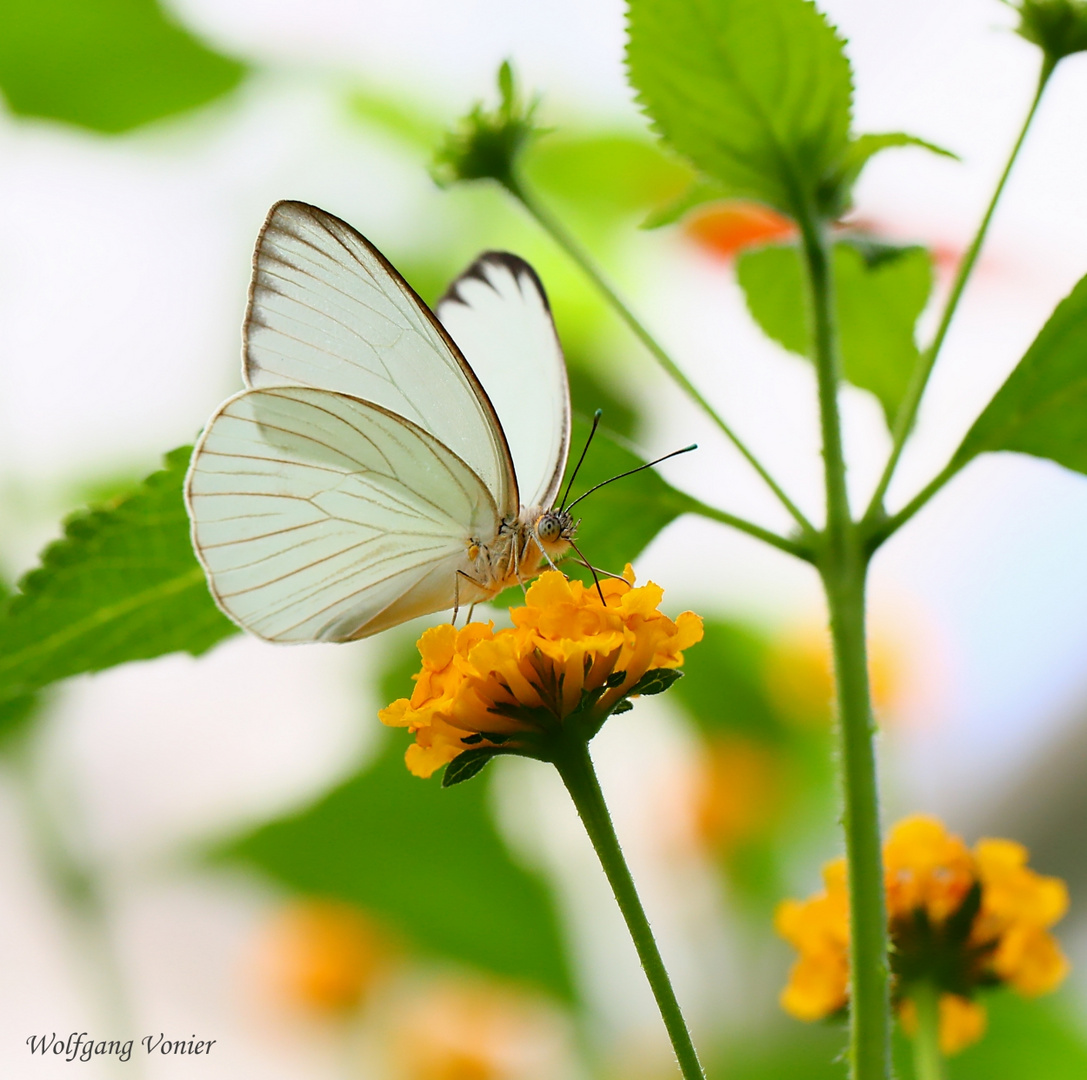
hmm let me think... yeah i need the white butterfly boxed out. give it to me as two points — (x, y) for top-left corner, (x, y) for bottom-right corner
(185, 200), (574, 643)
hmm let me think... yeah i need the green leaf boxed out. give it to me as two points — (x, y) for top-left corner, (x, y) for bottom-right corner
(0, 0), (247, 133)
(0, 581), (41, 748)
(825, 132), (957, 216)
(0, 447), (237, 702)
(441, 748), (500, 787)
(626, 0), (854, 219)
(559, 414), (697, 584)
(953, 272), (1087, 474)
(629, 667), (683, 696)
(220, 729), (575, 1001)
(737, 240), (933, 427)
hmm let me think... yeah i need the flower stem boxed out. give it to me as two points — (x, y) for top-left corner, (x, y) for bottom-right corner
(551, 735), (706, 1080)
(797, 210), (890, 1080)
(911, 984), (945, 1080)
(503, 174), (816, 537)
(863, 58), (1054, 529)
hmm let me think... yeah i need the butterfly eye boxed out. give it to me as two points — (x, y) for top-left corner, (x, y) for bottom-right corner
(536, 513), (562, 543)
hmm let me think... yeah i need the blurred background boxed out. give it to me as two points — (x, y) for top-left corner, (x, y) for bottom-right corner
(3, 0), (1087, 1076)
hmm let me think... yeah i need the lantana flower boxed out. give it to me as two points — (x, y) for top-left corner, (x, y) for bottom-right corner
(380, 568), (703, 783)
(776, 815), (1069, 1055)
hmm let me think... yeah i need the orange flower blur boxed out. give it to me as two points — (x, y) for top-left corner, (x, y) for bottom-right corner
(380, 568), (703, 778)
(776, 816), (1069, 1054)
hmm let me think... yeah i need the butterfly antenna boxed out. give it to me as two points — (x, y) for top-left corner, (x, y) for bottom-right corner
(559, 409), (603, 512)
(565, 443), (697, 513)
(569, 539), (607, 603)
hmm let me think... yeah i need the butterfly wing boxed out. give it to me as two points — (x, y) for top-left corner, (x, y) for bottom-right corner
(437, 253), (570, 509)
(244, 200), (518, 514)
(186, 386), (500, 642)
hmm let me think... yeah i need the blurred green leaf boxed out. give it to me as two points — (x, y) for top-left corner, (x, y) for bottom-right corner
(524, 132), (693, 219)
(558, 414), (697, 585)
(737, 241), (933, 427)
(944, 992), (1087, 1079)
(671, 618), (783, 739)
(347, 84), (443, 150)
(642, 178), (731, 230)
(626, 0), (853, 220)
(0, 0), (247, 133)
(0, 579), (41, 747)
(220, 724), (575, 1001)
(713, 1019), (847, 1078)
(0, 447), (237, 702)
(953, 272), (1087, 475)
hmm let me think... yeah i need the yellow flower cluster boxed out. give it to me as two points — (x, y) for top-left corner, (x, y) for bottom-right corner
(776, 816), (1069, 1054)
(380, 569), (703, 778)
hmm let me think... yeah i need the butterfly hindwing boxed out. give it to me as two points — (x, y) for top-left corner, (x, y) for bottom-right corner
(186, 386), (500, 642)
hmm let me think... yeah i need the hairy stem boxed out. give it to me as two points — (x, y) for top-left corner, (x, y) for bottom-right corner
(799, 212), (890, 1080)
(552, 736), (705, 1080)
(864, 59), (1054, 528)
(504, 175), (816, 536)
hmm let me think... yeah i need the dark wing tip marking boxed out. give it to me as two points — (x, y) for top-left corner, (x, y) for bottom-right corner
(439, 251), (552, 314)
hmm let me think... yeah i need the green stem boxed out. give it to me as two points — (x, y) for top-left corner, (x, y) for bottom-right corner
(911, 984), (945, 1080)
(798, 212), (890, 1080)
(864, 58), (1054, 528)
(865, 456), (966, 551)
(552, 735), (705, 1080)
(684, 495), (814, 561)
(504, 175), (816, 537)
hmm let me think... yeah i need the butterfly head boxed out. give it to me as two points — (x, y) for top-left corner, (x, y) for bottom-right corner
(533, 507), (576, 558)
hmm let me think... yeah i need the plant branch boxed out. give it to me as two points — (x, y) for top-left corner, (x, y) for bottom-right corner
(864, 58), (1054, 526)
(682, 495), (815, 561)
(504, 174), (816, 537)
(798, 209), (891, 1080)
(864, 456), (967, 550)
(552, 736), (705, 1080)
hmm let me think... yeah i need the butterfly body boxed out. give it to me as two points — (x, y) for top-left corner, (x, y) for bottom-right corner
(186, 201), (572, 643)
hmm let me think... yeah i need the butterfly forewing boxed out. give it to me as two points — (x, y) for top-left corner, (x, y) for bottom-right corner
(245, 201), (518, 514)
(187, 386), (500, 642)
(437, 253), (570, 509)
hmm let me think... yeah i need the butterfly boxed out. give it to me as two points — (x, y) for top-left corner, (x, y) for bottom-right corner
(185, 200), (575, 643)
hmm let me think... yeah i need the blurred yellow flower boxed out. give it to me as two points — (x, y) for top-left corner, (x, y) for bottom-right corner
(763, 619), (908, 728)
(775, 815), (1070, 1054)
(252, 900), (386, 1016)
(387, 979), (568, 1080)
(899, 993), (987, 1056)
(691, 736), (783, 854)
(381, 569), (702, 779)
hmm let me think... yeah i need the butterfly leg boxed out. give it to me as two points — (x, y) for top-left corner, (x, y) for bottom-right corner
(568, 539), (607, 603)
(455, 569), (490, 625)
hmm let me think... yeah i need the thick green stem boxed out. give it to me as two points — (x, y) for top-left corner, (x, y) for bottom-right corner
(910, 984), (945, 1080)
(864, 59), (1054, 528)
(552, 736), (706, 1080)
(798, 213), (891, 1080)
(504, 175), (816, 537)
